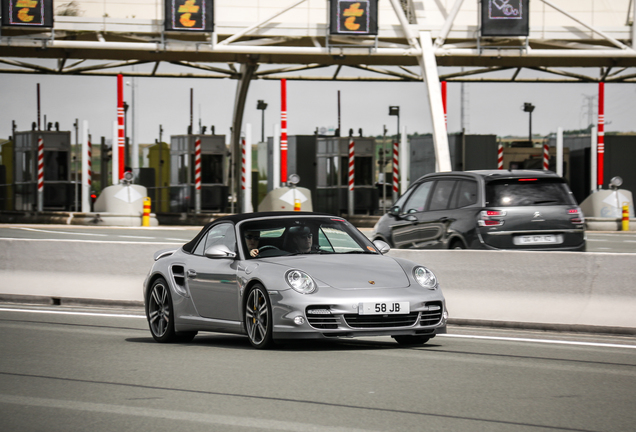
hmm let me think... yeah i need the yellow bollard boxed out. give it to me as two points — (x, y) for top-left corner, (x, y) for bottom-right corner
(142, 197), (151, 227)
(294, 199), (301, 211)
(622, 204), (629, 231)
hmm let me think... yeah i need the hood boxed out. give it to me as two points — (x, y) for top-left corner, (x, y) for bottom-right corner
(268, 254), (410, 290)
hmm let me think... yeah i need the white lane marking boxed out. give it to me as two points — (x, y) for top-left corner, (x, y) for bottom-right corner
(0, 238), (182, 245)
(0, 308), (144, 319)
(118, 235), (156, 239)
(166, 238), (188, 241)
(0, 395), (376, 432)
(1, 307), (635, 351)
(14, 227), (108, 237)
(438, 334), (636, 350)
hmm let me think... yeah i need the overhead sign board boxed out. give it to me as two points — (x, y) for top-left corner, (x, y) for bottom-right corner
(330, 0), (378, 35)
(481, 0), (529, 37)
(165, 0), (213, 32)
(1, 0), (53, 28)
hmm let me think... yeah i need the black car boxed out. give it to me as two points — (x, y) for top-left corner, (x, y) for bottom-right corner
(372, 170), (586, 251)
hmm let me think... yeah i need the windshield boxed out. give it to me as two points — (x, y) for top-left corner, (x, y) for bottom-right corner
(239, 217), (378, 259)
(485, 178), (577, 207)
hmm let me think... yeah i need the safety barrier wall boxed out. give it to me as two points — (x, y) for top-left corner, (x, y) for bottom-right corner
(389, 249), (636, 329)
(1, 239), (635, 330)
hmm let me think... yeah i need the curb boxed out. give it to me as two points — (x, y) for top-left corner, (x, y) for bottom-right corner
(0, 294), (144, 309)
(2, 294), (635, 336)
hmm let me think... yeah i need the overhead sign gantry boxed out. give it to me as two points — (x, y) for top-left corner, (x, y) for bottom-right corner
(2, 0), (636, 210)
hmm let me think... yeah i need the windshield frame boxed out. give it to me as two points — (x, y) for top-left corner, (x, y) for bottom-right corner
(236, 216), (379, 260)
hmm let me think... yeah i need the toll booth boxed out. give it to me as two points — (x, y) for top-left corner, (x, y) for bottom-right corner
(503, 145), (570, 181)
(409, 134), (499, 184)
(169, 134), (228, 212)
(315, 136), (377, 215)
(12, 131), (73, 211)
(261, 135), (317, 193)
(0, 140), (13, 211)
(145, 141), (170, 213)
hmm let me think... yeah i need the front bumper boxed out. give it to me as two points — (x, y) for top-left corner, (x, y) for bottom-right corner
(269, 289), (448, 341)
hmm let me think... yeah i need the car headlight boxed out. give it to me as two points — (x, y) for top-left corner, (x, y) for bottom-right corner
(285, 270), (316, 294)
(413, 266), (437, 289)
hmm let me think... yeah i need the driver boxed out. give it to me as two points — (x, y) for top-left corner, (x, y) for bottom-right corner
(289, 226), (313, 253)
(244, 230), (260, 257)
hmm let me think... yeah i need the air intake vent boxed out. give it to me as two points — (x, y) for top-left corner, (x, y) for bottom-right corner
(344, 313), (419, 328)
(306, 306), (338, 329)
(171, 265), (187, 296)
(420, 301), (443, 326)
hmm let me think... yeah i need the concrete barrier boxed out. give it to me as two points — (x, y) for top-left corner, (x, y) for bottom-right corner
(1, 239), (635, 331)
(0, 239), (176, 303)
(389, 249), (636, 330)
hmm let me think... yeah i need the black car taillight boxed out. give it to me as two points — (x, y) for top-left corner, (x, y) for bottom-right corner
(568, 208), (585, 224)
(478, 210), (506, 227)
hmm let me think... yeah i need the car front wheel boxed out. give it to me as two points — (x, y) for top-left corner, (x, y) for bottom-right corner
(147, 278), (197, 343)
(245, 284), (274, 349)
(147, 278), (177, 343)
(392, 335), (430, 346)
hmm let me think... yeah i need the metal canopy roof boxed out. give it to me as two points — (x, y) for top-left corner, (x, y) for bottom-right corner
(1, 0), (636, 83)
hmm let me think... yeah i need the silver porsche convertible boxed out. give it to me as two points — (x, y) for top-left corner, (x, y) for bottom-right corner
(143, 212), (447, 349)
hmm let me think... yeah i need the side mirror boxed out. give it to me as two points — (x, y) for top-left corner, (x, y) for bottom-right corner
(373, 239), (391, 255)
(388, 205), (401, 217)
(204, 244), (237, 259)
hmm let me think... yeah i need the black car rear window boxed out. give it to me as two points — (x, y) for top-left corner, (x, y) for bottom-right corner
(485, 178), (576, 207)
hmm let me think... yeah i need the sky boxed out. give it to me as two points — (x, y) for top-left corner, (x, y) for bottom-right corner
(1, 61), (636, 149)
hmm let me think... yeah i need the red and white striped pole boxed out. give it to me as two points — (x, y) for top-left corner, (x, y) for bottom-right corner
(81, 120), (91, 213)
(280, 79), (288, 185)
(37, 136), (44, 211)
(194, 137), (201, 214)
(241, 137), (246, 193)
(441, 81), (448, 130)
(597, 82), (605, 189)
(392, 140), (399, 202)
(497, 142), (504, 169)
(243, 123), (253, 213)
(543, 142), (550, 171)
(348, 136), (355, 216)
(117, 74), (125, 181)
(87, 135), (92, 188)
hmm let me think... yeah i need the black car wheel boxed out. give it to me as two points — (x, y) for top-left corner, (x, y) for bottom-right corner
(393, 335), (430, 346)
(147, 278), (197, 343)
(450, 239), (466, 250)
(245, 284), (274, 349)
(147, 278), (177, 343)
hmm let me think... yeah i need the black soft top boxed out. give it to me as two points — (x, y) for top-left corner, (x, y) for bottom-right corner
(182, 211), (334, 253)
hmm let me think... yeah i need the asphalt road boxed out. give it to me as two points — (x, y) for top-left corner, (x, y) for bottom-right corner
(0, 305), (634, 432)
(1, 224), (635, 253)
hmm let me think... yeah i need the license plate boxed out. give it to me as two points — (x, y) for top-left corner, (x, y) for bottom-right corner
(513, 234), (564, 245)
(359, 302), (410, 315)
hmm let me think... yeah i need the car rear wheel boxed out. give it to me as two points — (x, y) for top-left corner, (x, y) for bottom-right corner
(392, 335), (430, 346)
(450, 239), (466, 250)
(245, 284), (274, 349)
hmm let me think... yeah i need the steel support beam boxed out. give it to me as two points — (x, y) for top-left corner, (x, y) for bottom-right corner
(419, 31), (451, 172)
(231, 62), (258, 214)
(433, 0), (466, 49)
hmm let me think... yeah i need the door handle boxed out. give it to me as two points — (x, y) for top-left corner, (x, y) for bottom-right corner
(187, 269), (197, 278)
